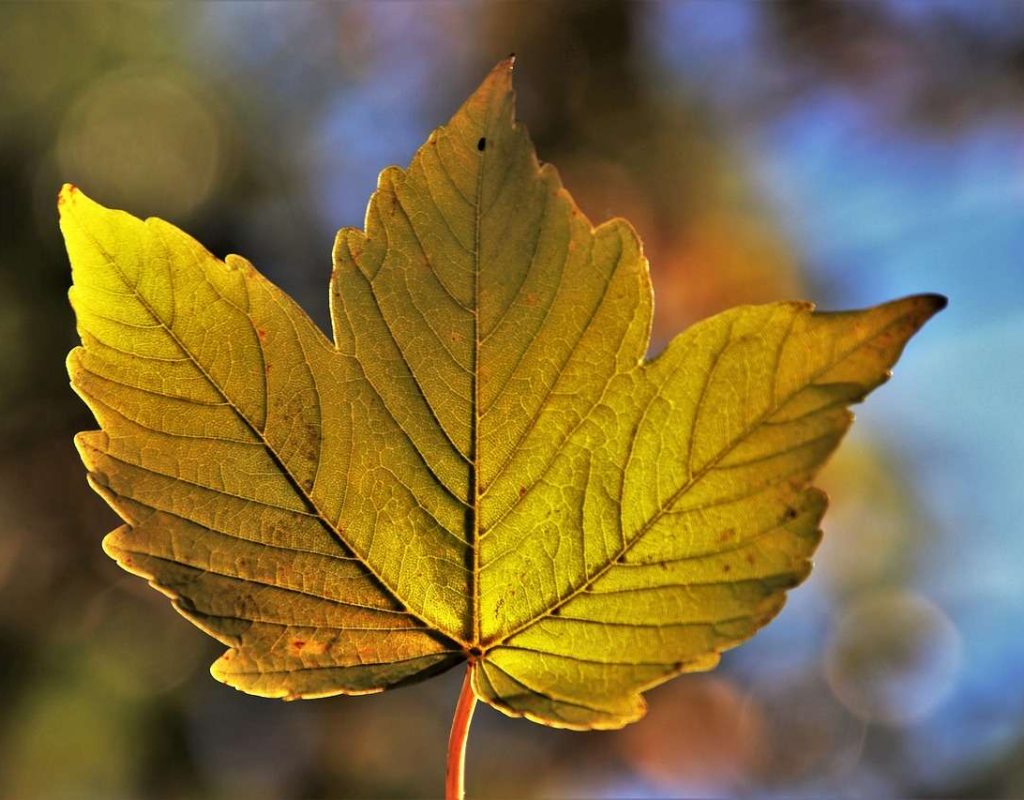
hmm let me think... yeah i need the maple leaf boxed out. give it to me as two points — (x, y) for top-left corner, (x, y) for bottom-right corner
(62, 59), (943, 744)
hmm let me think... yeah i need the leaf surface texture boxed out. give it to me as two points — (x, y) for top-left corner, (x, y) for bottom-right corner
(62, 60), (944, 728)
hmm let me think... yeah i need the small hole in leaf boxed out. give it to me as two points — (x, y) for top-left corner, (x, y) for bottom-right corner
(477, 137), (486, 151)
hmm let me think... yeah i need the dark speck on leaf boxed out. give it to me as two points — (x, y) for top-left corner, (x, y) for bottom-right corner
(477, 137), (486, 151)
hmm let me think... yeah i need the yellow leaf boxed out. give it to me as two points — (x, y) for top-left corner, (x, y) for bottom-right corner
(62, 59), (944, 729)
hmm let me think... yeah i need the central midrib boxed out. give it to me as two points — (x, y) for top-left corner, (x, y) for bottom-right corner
(470, 130), (487, 648)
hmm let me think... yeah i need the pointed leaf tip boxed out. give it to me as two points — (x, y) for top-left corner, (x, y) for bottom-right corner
(906, 292), (949, 324)
(466, 57), (512, 101)
(478, 57), (515, 94)
(57, 183), (78, 211)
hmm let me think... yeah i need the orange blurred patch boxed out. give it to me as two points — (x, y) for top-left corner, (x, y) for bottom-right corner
(619, 675), (765, 793)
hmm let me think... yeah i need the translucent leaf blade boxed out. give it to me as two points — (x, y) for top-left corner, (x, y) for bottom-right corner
(61, 61), (944, 727)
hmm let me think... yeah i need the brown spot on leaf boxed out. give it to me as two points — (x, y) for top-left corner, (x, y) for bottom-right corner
(518, 485), (526, 499)
(294, 639), (327, 656)
(722, 564), (732, 573)
(718, 529), (736, 542)
(783, 506), (799, 521)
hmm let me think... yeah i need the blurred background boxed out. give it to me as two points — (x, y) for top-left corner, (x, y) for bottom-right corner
(1, 1), (1022, 798)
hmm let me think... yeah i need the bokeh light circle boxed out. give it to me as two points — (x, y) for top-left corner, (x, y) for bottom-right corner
(824, 589), (962, 725)
(57, 70), (226, 218)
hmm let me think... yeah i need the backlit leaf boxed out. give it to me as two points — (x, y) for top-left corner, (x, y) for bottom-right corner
(62, 59), (944, 729)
